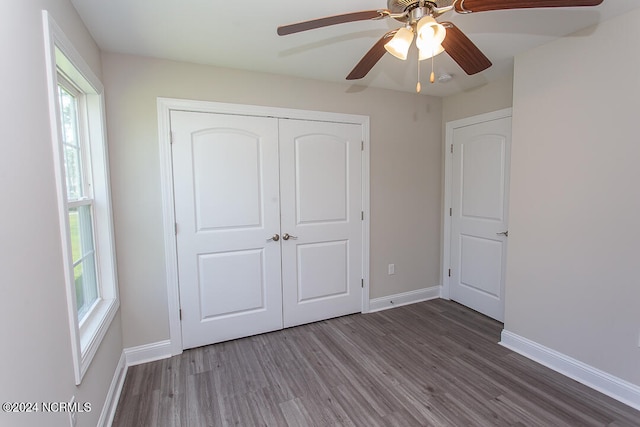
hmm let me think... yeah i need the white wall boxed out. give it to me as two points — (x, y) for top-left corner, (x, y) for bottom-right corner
(506, 8), (640, 386)
(0, 2), (123, 426)
(101, 53), (443, 348)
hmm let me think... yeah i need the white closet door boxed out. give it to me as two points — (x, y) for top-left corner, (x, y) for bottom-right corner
(279, 119), (363, 328)
(450, 116), (511, 321)
(171, 111), (283, 349)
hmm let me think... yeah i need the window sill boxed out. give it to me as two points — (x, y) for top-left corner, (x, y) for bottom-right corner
(77, 297), (119, 384)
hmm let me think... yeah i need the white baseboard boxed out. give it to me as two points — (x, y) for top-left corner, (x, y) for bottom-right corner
(368, 286), (441, 313)
(97, 351), (127, 427)
(98, 341), (173, 426)
(124, 339), (173, 367)
(500, 330), (640, 411)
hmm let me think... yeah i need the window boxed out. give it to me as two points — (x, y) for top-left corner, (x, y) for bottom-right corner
(58, 77), (100, 323)
(43, 11), (119, 384)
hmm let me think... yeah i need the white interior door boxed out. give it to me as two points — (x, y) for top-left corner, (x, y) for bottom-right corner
(279, 119), (363, 328)
(172, 110), (364, 349)
(171, 111), (283, 349)
(450, 115), (511, 321)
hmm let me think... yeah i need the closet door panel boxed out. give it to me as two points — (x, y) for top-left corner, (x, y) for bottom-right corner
(279, 120), (363, 328)
(172, 111), (283, 349)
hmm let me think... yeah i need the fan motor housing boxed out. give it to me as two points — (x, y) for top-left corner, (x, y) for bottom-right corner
(388, 0), (454, 22)
(388, 0), (454, 12)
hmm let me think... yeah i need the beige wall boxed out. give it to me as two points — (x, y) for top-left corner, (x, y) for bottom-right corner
(0, 1), (123, 427)
(101, 53), (443, 348)
(442, 75), (513, 124)
(506, 8), (640, 385)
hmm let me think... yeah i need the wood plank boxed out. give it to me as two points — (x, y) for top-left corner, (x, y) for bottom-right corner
(112, 300), (640, 426)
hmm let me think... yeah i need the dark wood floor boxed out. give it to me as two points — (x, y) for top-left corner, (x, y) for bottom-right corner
(112, 299), (640, 426)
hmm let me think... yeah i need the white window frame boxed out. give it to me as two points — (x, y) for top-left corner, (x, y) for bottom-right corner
(57, 74), (101, 324)
(43, 10), (119, 385)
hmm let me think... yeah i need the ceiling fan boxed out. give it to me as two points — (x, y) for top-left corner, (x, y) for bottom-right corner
(277, 0), (604, 88)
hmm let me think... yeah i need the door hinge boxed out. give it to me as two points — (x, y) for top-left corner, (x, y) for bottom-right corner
(361, 141), (364, 151)
(450, 144), (453, 154)
(449, 208), (452, 217)
(361, 278), (364, 288)
(448, 269), (451, 277)
(179, 309), (182, 320)
(174, 223), (178, 235)
(170, 131), (174, 144)
(361, 211), (364, 221)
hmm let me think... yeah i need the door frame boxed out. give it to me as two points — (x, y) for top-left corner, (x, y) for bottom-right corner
(157, 98), (371, 356)
(441, 108), (512, 300)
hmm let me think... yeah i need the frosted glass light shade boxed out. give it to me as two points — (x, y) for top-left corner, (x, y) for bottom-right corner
(418, 44), (445, 60)
(416, 16), (446, 52)
(384, 27), (414, 60)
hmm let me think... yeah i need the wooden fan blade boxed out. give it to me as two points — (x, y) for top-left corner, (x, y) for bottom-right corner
(277, 10), (388, 36)
(455, 0), (603, 13)
(346, 30), (397, 80)
(441, 23), (492, 75)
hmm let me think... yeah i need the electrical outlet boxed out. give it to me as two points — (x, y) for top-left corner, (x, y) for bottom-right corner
(68, 396), (77, 427)
(388, 264), (395, 275)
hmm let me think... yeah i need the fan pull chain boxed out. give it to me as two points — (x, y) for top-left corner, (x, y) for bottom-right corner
(416, 52), (421, 93)
(430, 51), (435, 84)
(418, 45), (439, 92)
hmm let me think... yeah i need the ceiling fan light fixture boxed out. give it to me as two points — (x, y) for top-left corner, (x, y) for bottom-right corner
(384, 26), (414, 60)
(418, 44), (445, 60)
(416, 16), (446, 51)
(278, 1), (605, 81)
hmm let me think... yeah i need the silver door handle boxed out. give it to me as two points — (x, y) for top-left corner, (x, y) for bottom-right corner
(496, 231), (508, 237)
(282, 233), (298, 241)
(267, 233), (280, 242)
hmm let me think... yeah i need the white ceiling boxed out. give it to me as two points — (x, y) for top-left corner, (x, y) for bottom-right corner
(70, 0), (640, 97)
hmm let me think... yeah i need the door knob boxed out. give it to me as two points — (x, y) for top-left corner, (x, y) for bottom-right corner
(496, 231), (508, 237)
(267, 233), (280, 242)
(282, 233), (298, 241)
